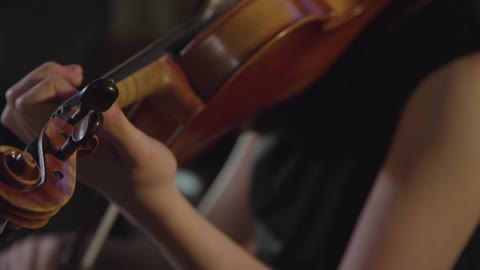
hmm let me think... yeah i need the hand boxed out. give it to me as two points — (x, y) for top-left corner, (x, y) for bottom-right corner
(1, 62), (178, 206)
(1, 62), (83, 143)
(0, 234), (69, 270)
(0, 234), (171, 270)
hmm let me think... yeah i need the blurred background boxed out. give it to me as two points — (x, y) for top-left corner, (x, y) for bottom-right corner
(1, 1), (480, 269)
(0, 0), (233, 259)
(0, 0), (198, 147)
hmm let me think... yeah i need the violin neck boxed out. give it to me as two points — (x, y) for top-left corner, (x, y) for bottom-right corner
(110, 53), (195, 109)
(101, 15), (211, 109)
(100, 4), (232, 108)
(100, 38), (205, 147)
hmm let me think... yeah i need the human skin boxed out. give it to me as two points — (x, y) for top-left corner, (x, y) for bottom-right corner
(4, 53), (480, 269)
(1, 62), (268, 270)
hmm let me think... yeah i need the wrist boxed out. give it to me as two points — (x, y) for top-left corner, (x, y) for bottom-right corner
(114, 180), (182, 222)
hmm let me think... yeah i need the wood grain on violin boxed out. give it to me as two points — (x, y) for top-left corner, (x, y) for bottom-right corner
(0, 0), (392, 234)
(110, 0), (391, 164)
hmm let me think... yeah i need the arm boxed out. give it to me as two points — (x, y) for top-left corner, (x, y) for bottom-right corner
(340, 53), (480, 269)
(93, 130), (261, 269)
(1, 62), (269, 270)
(0, 131), (262, 270)
(197, 130), (261, 251)
(120, 182), (265, 270)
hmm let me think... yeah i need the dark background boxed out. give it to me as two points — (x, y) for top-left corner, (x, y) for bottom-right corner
(0, 0), (202, 240)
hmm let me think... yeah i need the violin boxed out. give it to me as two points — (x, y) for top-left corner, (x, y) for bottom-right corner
(0, 0), (391, 241)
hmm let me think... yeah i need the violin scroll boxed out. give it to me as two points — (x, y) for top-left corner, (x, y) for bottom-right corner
(0, 79), (118, 240)
(0, 147), (41, 191)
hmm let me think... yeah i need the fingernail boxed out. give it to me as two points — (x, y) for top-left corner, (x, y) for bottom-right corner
(65, 64), (83, 74)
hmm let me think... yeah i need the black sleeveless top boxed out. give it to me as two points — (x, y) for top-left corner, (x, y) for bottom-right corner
(251, 1), (480, 269)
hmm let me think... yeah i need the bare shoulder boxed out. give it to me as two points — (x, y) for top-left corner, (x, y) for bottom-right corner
(351, 53), (480, 270)
(384, 52), (480, 180)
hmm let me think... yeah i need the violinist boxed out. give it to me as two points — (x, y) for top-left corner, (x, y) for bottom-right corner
(2, 0), (480, 269)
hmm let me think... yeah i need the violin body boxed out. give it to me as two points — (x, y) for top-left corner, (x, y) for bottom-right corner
(113, 0), (391, 164)
(0, 0), (392, 234)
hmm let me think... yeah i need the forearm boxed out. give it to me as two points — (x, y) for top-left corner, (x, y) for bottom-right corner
(119, 183), (269, 270)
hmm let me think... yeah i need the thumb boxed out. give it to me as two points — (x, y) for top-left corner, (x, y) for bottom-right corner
(99, 104), (176, 169)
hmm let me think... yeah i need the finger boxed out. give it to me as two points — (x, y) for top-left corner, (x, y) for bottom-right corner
(99, 105), (176, 169)
(0, 105), (41, 143)
(36, 235), (66, 270)
(0, 235), (65, 270)
(3, 236), (36, 269)
(1, 76), (79, 143)
(15, 75), (79, 112)
(5, 62), (82, 105)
